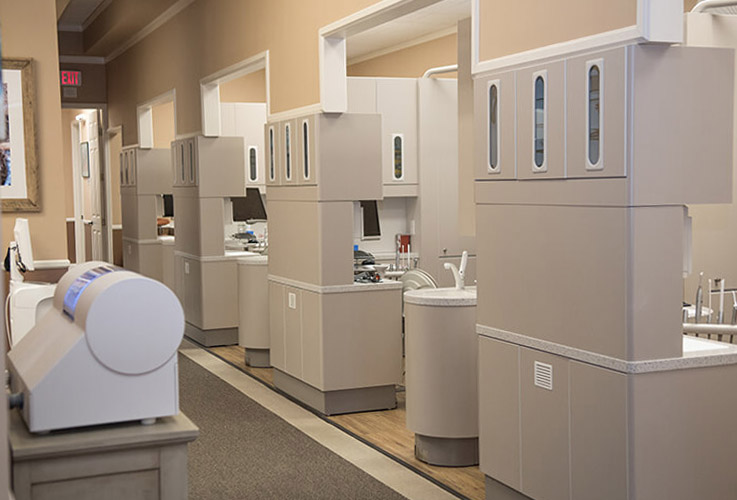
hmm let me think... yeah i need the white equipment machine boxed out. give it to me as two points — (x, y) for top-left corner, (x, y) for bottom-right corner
(8, 261), (184, 433)
(7, 218), (56, 346)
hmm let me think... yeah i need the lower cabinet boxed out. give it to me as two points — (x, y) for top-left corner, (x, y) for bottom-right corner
(268, 281), (402, 392)
(478, 336), (627, 500)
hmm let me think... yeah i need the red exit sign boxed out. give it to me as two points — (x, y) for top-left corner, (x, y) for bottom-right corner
(60, 70), (82, 87)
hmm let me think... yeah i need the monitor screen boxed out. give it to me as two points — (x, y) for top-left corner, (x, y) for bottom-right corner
(233, 188), (267, 222)
(360, 200), (380, 238)
(162, 194), (174, 217)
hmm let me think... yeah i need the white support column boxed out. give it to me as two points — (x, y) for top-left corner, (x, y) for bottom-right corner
(137, 105), (154, 149)
(201, 82), (222, 137)
(320, 35), (347, 114)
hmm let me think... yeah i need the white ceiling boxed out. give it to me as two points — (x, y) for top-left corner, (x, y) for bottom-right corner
(58, 0), (109, 30)
(346, 0), (471, 62)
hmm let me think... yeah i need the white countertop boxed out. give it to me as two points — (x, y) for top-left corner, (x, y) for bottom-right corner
(268, 274), (403, 294)
(237, 255), (268, 265)
(404, 287), (477, 307)
(477, 324), (737, 374)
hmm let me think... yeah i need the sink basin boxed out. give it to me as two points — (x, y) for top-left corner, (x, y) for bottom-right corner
(404, 287), (477, 307)
(682, 335), (733, 354)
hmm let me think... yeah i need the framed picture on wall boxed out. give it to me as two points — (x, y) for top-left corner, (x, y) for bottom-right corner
(80, 141), (90, 178)
(1, 58), (39, 212)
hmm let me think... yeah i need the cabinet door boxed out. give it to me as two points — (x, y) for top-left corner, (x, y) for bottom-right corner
(281, 119), (297, 185)
(265, 123), (281, 186)
(566, 48), (626, 178)
(283, 287), (302, 377)
(478, 337), (521, 490)
(268, 282), (286, 370)
(186, 138), (198, 186)
(517, 61), (565, 179)
(474, 71), (516, 180)
(519, 348), (570, 500)
(569, 361), (627, 500)
(296, 115), (317, 186)
(174, 140), (187, 186)
(377, 79), (417, 185)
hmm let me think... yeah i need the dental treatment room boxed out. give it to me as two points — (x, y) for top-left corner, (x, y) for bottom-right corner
(1, 0), (737, 499)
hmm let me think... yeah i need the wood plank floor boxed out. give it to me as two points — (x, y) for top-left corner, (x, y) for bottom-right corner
(209, 345), (485, 500)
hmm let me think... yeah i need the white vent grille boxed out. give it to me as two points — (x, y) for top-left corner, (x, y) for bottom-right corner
(534, 361), (553, 391)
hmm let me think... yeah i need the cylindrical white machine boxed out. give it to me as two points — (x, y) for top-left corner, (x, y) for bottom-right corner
(8, 262), (184, 433)
(237, 255), (270, 367)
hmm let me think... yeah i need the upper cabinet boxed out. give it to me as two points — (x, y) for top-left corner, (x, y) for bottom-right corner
(264, 112), (382, 201)
(221, 102), (267, 191)
(516, 61), (565, 180)
(347, 77), (419, 197)
(376, 79), (418, 193)
(473, 44), (734, 206)
(566, 48), (626, 179)
(474, 71), (516, 180)
(171, 136), (246, 198)
(297, 115), (317, 186)
(265, 123), (281, 187)
(120, 147), (171, 195)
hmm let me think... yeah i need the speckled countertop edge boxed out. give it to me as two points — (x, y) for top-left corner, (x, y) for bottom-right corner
(237, 256), (268, 265)
(477, 324), (737, 374)
(268, 274), (403, 294)
(404, 289), (477, 307)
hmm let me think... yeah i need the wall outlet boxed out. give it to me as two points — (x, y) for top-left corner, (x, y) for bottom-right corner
(184, 261), (190, 274)
(288, 292), (297, 309)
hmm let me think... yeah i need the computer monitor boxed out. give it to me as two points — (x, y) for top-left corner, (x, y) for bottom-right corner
(162, 194), (174, 218)
(232, 188), (267, 222)
(360, 200), (380, 239)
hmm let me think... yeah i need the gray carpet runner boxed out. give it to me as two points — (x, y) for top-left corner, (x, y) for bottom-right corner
(179, 354), (409, 499)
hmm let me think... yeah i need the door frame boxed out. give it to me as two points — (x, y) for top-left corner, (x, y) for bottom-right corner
(64, 103), (111, 263)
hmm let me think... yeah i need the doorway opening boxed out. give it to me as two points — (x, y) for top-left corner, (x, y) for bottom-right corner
(62, 106), (110, 264)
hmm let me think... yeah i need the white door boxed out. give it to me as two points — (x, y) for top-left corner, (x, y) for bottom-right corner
(72, 108), (110, 263)
(87, 110), (108, 261)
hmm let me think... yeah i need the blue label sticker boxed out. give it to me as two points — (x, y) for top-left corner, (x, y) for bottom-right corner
(63, 265), (120, 320)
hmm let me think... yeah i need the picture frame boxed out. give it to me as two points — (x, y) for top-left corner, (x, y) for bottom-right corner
(1, 58), (39, 212)
(80, 141), (90, 178)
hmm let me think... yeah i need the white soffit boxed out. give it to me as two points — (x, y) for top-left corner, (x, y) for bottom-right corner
(346, 0), (470, 62)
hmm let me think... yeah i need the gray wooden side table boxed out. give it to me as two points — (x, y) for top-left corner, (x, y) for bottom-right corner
(9, 410), (199, 500)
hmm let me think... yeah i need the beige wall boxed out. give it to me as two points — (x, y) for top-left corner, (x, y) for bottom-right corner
(347, 33), (457, 78)
(152, 100), (176, 148)
(220, 69), (266, 103)
(478, 0), (637, 61)
(0, 0), (69, 261)
(107, 0), (380, 146)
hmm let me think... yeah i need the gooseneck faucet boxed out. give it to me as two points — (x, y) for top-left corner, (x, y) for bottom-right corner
(444, 250), (468, 290)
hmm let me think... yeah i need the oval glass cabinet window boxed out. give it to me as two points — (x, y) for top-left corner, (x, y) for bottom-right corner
(534, 76), (545, 168)
(588, 65), (601, 165)
(489, 83), (498, 170)
(393, 135), (403, 180)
